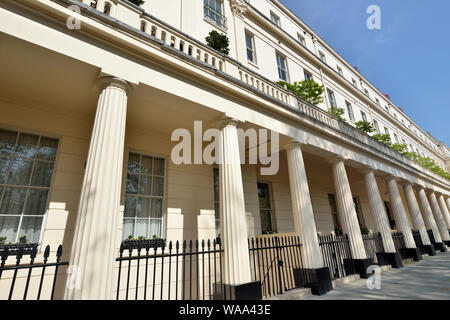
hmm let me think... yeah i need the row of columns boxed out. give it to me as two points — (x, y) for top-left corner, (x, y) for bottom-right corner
(67, 76), (450, 299)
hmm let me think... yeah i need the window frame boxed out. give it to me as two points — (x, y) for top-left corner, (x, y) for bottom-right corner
(245, 31), (257, 65)
(257, 181), (277, 235)
(122, 150), (167, 241)
(0, 128), (60, 245)
(327, 88), (337, 108)
(270, 11), (281, 27)
(275, 51), (289, 82)
(346, 101), (355, 122)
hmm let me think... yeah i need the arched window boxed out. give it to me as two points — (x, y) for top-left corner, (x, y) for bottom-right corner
(140, 21), (147, 32)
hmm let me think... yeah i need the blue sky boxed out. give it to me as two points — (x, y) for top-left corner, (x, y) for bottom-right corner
(281, 0), (450, 145)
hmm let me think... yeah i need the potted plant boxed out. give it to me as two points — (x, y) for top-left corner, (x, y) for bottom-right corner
(0, 236), (6, 245)
(19, 235), (27, 244)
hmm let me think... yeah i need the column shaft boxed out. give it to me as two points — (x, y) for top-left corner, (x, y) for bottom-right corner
(331, 159), (366, 259)
(66, 77), (130, 300)
(417, 188), (442, 243)
(386, 177), (416, 248)
(364, 171), (396, 252)
(437, 194), (450, 229)
(403, 184), (431, 245)
(219, 119), (252, 286)
(286, 142), (324, 269)
(428, 192), (450, 241)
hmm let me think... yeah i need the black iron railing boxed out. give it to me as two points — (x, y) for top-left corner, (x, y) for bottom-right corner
(412, 230), (424, 253)
(116, 239), (223, 300)
(392, 232), (406, 255)
(0, 245), (67, 300)
(318, 234), (354, 280)
(427, 230), (437, 245)
(362, 233), (384, 264)
(248, 235), (306, 298)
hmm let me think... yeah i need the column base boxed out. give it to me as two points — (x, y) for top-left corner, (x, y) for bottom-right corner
(375, 252), (389, 266)
(213, 281), (262, 300)
(384, 252), (404, 268)
(434, 242), (447, 253)
(399, 248), (422, 262)
(444, 240), (450, 247)
(293, 267), (333, 296)
(421, 245), (436, 256)
(344, 258), (374, 279)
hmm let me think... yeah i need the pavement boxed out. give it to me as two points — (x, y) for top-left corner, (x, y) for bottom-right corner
(302, 251), (450, 300)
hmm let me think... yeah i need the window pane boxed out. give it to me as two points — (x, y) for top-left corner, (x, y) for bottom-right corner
(0, 130), (17, 157)
(122, 218), (135, 240)
(24, 189), (48, 215)
(149, 219), (161, 239)
(214, 201), (220, 220)
(126, 174), (139, 194)
(18, 216), (43, 243)
(15, 134), (39, 159)
(124, 196), (136, 217)
(152, 177), (164, 197)
(213, 168), (219, 202)
(136, 197), (150, 218)
(127, 153), (140, 175)
(37, 137), (58, 161)
(141, 156), (153, 175)
(0, 156), (11, 184)
(0, 215), (20, 243)
(257, 183), (271, 209)
(0, 187), (27, 214)
(134, 219), (148, 239)
(151, 198), (163, 219)
(153, 158), (165, 176)
(139, 175), (152, 195)
(260, 210), (273, 234)
(8, 158), (34, 185)
(31, 161), (54, 187)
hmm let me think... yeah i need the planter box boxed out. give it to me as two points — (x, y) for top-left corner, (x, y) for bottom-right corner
(0, 243), (39, 256)
(121, 239), (165, 251)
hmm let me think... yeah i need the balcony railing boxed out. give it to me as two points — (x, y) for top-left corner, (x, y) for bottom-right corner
(204, 5), (227, 30)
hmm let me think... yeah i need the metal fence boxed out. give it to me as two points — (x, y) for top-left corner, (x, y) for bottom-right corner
(248, 235), (307, 298)
(0, 245), (67, 300)
(392, 232), (406, 258)
(318, 234), (354, 280)
(412, 230), (424, 254)
(116, 239), (223, 300)
(362, 233), (384, 264)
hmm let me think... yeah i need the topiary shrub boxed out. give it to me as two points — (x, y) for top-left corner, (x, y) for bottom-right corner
(327, 106), (347, 122)
(277, 79), (325, 106)
(129, 0), (145, 6)
(355, 120), (375, 133)
(373, 133), (391, 146)
(205, 30), (230, 55)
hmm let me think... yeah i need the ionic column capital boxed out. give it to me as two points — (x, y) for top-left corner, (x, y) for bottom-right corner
(284, 140), (304, 151)
(215, 116), (241, 130)
(96, 76), (133, 95)
(327, 155), (347, 165)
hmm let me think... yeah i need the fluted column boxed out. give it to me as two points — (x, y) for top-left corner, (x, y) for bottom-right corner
(219, 118), (252, 286)
(446, 197), (450, 216)
(386, 176), (416, 248)
(66, 77), (131, 300)
(285, 142), (324, 269)
(403, 183), (431, 246)
(417, 187), (443, 243)
(363, 169), (396, 253)
(428, 192), (450, 242)
(330, 158), (366, 259)
(437, 194), (450, 229)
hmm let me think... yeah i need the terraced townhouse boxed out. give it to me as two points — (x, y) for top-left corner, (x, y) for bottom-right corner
(0, 0), (449, 300)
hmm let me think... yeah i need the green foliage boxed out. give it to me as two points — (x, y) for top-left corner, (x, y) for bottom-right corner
(372, 133), (391, 146)
(402, 152), (450, 180)
(0, 236), (6, 244)
(334, 227), (343, 237)
(129, 0), (145, 6)
(360, 224), (370, 236)
(391, 143), (408, 154)
(205, 30), (230, 55)
(327, 106), (346, 122)
(355, 121), (375, 133)
(277, 79), (325, 105)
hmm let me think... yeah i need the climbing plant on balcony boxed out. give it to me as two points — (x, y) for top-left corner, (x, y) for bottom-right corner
(355, 120), (375, 133)
(391, 143), (408, 154)
(129, 0), (145, 6)
(327, 106), (346, 122)
(205, 30), (230, 55)
(372, 133), (391, 146)
(277, 79), (324, 106)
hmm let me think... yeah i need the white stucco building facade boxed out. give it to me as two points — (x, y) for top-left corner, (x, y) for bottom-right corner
(0, 0), (449, 300)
